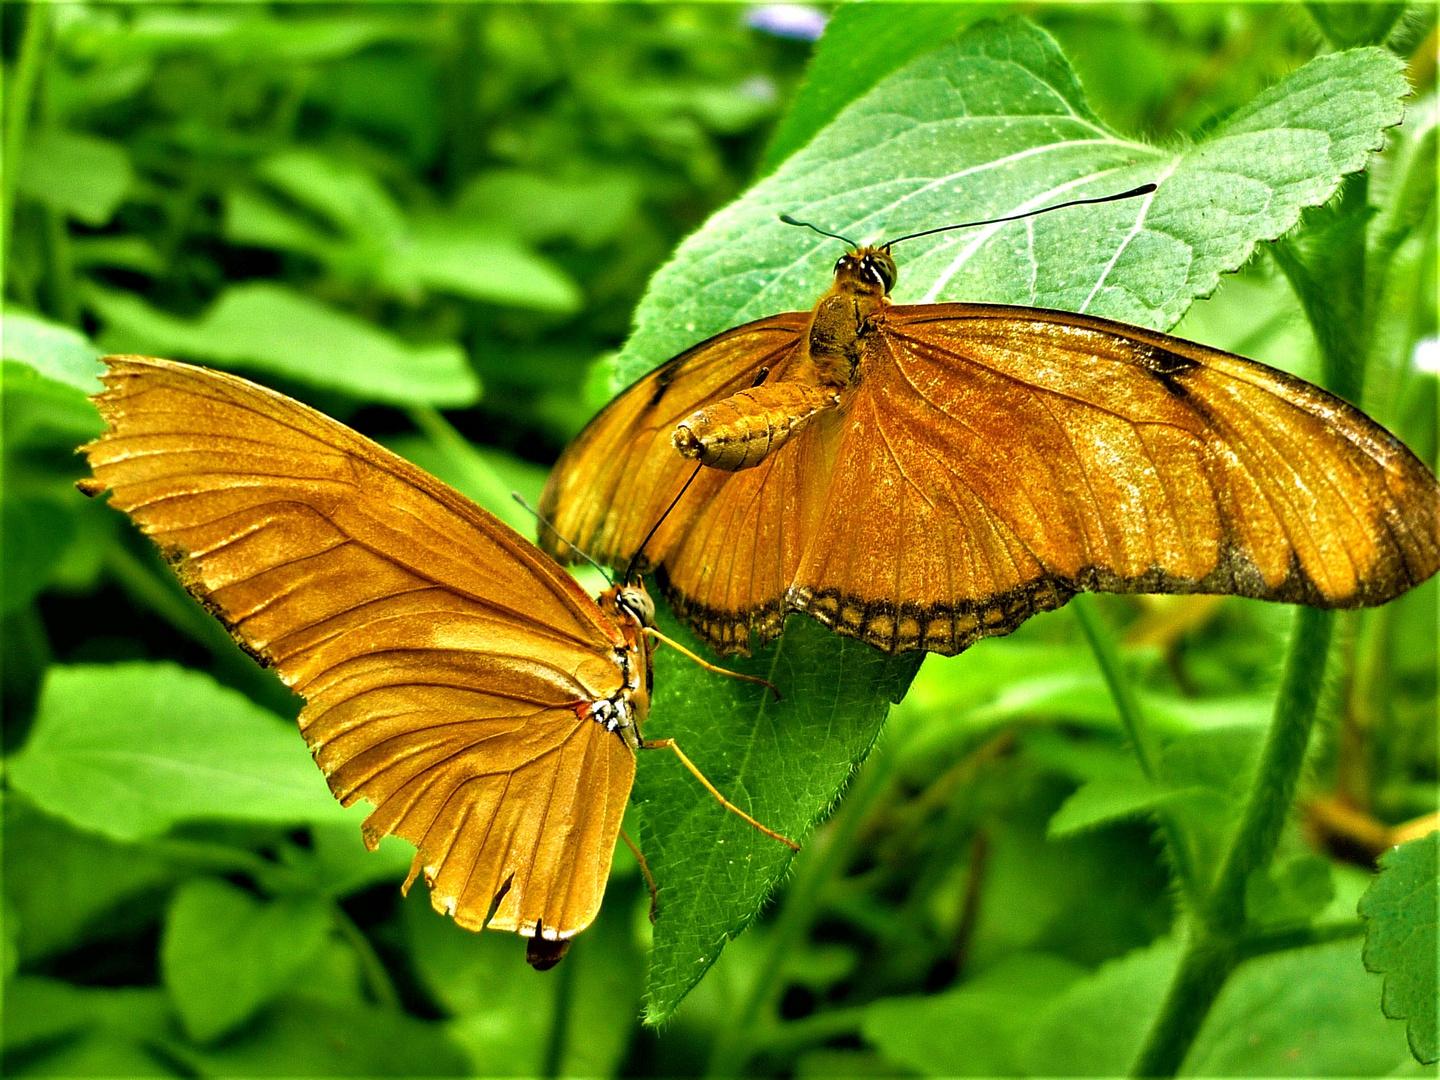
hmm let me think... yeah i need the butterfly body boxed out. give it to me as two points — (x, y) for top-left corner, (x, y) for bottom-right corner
(673, 246), (892, 470)
(541, 247), (1440, 658)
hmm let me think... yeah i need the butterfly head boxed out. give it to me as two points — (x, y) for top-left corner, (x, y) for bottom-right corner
(612, 582), (656, 629)
(834, 246), (896, 297)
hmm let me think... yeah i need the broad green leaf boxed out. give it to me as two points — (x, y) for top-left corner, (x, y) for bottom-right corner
(1359, 833), (1438, 1064)
(760, 3), (986, 173)
(126, 9), (423, 64)
(1, 309), (105, 393)
(86, 282), (479, 407)
(614, 23), (1405, 386)
(162, 877), (333, 1043)
(3, 800), (179, 964)
(1020, 937), (1178, 1075)
(862, 952), (1086, 1075)
(256, 149), (407, 241)
(17, 128), (132, 226)
(455, 169), (641, 247)
(1047, 769), (1207, 840)
(160, 996), (467, 1077)
(1182, 938), (1410, 1075)
(6, 662), (351, 840)
(637, 608), (921, 1022)
(401, 222), (582, 313)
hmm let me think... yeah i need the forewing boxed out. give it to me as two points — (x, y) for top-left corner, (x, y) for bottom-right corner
(790, 305), (1440, 653)
(539, 313), (810, 573)
(83, 355), (636, 938)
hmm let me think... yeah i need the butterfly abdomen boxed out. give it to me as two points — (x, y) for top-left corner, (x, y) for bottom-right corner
(673, 379), (841, 470)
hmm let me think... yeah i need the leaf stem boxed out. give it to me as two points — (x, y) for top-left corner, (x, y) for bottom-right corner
(1237, 918), (1364, 961)
(705, 741), (900, 1077)
(2, 0), (47, 261)
(1072, 594), (1199, 906)
(1130, 606), (1335, 1077)
(332, 902), (403, 1013)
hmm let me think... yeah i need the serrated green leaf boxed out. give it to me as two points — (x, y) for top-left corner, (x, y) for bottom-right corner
(1183, 938), (1410, 1075)
(1359, 832), (1439, 1064)
(862, 952), (1085, 1075)
(636, 609), (920, 1023)
(85, 282), (479, 407)
(614, 24), (1404, 386)
(18, 128), (133, 226)
(760, 4), (987, 173)
(1, 309), (105, 393)
(5, 662), (351, 840)
(162, 877), (333, 1043)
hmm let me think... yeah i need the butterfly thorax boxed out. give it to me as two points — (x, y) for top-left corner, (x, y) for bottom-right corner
(586, 584), (655, 751)
(672, 246), (893, 472)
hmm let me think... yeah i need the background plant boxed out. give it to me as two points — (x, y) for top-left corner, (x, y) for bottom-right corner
(2, 4), (1435, 1078)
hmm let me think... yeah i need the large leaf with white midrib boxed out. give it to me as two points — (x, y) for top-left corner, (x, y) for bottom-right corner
(614, 19), (1406, 1022)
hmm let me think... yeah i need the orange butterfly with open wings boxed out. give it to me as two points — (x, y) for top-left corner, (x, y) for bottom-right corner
(539, 193), (1440, 657)
(79, 356), (793, 970)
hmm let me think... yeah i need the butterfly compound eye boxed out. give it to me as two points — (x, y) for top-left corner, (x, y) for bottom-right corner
(617, 586), (655, 627)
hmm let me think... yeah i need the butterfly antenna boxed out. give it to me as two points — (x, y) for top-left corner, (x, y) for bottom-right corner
(624, 463), (703, 584)
(882, 183), (1158, 249)
(511, 492), (613, 585)
(779, 213), (859, 248)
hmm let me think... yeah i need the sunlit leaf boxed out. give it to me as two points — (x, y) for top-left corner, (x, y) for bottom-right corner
(85, 282), (479, 407)
(18, 129), (132, 226)
(6, 663), (351, 840)
(1, 309), (104, 393)
(637, 608), (921, 1022)
(1358, 832), (1439, 1064)
(614, 25), (1405, 386)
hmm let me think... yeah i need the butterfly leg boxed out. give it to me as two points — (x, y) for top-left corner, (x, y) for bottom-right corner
(641, 737), (800, 851)
(642, 627), (781, 700)
(620, 828), (658, 923)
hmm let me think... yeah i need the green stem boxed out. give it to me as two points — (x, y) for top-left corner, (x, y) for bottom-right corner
(1072, 594), (1162, 778)
(745, 1005), (867, 1062)
(332, 903), (402, 1013)
(43, 205), (77, 324)
(705, 742), (900, 1077)
(1205, 607), (1335, 933)
(541, 934), (578, 1078)
(1072, 594), (1199, 906)
(1130, 606), (1335, 1077)
(1238, 918), (1365, 961)
(2, 0), (47, 262)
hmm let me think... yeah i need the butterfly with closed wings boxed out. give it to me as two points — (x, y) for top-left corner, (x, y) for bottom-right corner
(78, 356), (795, 971)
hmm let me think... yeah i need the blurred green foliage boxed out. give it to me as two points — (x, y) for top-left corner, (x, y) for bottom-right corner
(3, 4), (1436, 1078)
